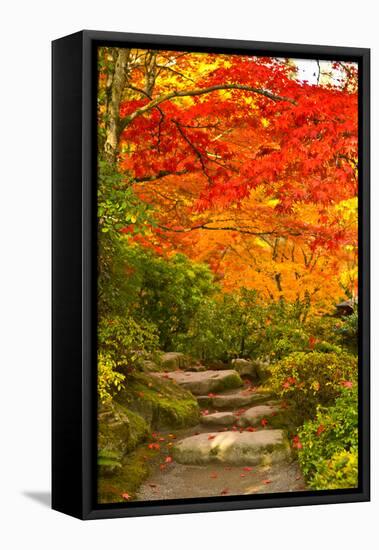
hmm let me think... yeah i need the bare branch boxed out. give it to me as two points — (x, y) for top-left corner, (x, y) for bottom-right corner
(119, 83), (296, 131)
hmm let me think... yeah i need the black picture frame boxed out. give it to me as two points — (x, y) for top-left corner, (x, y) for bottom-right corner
(52, 30), (370, 520)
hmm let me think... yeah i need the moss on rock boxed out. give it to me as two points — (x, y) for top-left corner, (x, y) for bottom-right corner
(98, 401), (150, 475)
(116, 371), (200, 429)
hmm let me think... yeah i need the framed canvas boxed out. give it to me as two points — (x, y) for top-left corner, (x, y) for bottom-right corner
(52, 30), (370, 520)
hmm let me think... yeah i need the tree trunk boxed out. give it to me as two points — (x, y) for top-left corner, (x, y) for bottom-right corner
(104, 49), (130, 163)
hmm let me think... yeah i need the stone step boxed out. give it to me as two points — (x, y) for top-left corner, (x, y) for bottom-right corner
(173, 429), (291, 466)
(200, 411), (237, 427)
(151, 370), (243, 396)
(237, 403), (282, 427)
(197, 388), (272, 409)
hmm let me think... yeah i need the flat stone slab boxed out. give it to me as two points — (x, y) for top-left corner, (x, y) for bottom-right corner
(173, 429), (290, 465)
(237, 404), (281, 427)
(201, 411), (237, 427)
(151, 370), (242, 396)
(197, 389), (272, 409)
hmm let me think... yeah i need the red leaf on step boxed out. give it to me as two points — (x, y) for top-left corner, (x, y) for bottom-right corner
(121, 493), (131, 500)
(243, 467), (253, 472)
(208, 392), (217, 397)
(261, 418), (268, 427)
(240, 474), (246, 478)
(246, 426), (257, 432)
(208, 435), (216, 440)
(210, 472), (218, 479)
(263, 479), (272, 484)
(220, 488), (229, 495)
(165, 456), (173, 463)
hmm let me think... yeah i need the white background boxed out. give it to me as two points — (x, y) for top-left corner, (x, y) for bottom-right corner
(0, 0), (376, 548)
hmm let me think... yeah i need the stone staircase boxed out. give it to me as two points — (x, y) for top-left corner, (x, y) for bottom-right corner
(152, 365), (292, 467)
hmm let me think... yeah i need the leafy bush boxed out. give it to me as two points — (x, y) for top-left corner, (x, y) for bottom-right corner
(270, 351), (357, 419)
(173, 290), (266, 361)
(97, 317), (159, 403)
(98, 352), (126, 404)
(334, 310), (358, 354)
(297, 387), (358, 489)
(106, 245), (215, 349)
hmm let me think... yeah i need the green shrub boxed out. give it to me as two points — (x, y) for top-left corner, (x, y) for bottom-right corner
(314, 341), (344, 354)
(297, 387), (358, 489)
(334, 311), (358, 354)
(98, 316), (159, 402)
(270, 351), (357, 420)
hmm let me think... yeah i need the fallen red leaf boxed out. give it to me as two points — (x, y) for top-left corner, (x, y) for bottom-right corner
(121, 492), (131, 500)
(243, 467), (253, 472)
(210, 472), (218, 479)
(261, 418), (268, 427)
(263, 479), (272, 484)
(165, 456), (173, 463)
(208, 435), (216, 440)
(220, 488), (229, 495)
(246, 426), (257, 432)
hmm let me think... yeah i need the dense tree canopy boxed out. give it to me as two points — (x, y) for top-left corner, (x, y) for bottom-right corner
(98, 48), (358, 313)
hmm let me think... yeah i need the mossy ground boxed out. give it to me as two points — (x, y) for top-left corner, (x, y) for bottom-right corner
(115, 371), (200, 429)
(98, 446), (153, 503)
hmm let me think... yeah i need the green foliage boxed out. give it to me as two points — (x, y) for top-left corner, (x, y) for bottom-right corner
(98, 352), (126, 404)
(98, 160), (154, 237)
(174, 290), (265, 361)
(334, 310), (359, 354)
(97, 316), (159, 402)
(270, 351), (357, 420)
(297, 387), (358, 489)
(97, 161), (156, 318)
(117, 246), (216, 349)
(173, 292), (356, 363)
(98, 449), (122, 473)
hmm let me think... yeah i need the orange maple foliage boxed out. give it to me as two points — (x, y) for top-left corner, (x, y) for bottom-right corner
(98, 48), (358, 312)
